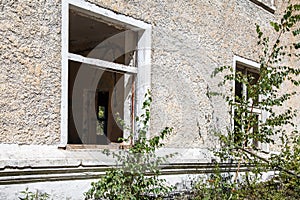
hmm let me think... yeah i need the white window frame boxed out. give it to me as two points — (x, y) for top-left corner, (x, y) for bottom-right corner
(60, 0), (151, 147)
(232, 55), (269, 152)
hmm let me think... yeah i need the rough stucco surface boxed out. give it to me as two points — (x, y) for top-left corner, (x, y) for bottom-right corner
(0, 0), (299, 197)
(0, 0), (297, 149)
(0, 0), (61, 144)
(86, 0), (279, 148)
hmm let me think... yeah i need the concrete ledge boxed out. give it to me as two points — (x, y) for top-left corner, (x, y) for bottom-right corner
(0, 144), (254, 186)
(0, 163), (253, 185)
(0, 144), (214, 168)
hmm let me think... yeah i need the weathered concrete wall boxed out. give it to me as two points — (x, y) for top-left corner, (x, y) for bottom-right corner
(0, 0), (296, 148)
(85, 0), (277, 148)
(0, 0), (61, 144)
(0, 179), (92, 200)
(0, 0), (298, 198)
(82, 0), (298, 150)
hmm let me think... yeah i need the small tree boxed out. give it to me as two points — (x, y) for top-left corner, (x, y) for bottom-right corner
(85, 91), (174, 200)
(209, 3), (300, 198)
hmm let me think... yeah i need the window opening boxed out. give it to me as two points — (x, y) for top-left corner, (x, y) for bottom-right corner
(234, 60), (262, 149)
(61, 0), (151, 147)
(66, 5), (138, 146)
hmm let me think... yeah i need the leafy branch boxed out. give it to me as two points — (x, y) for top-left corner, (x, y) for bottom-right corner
(213, 2), (300, 182)
(85, 90), (174, 200)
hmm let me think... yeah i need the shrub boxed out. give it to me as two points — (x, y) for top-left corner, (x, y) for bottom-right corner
(85, 91), (174, 200)
(193, 3), (300, 200)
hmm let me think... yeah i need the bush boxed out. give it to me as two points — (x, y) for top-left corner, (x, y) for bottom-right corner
(85, 91), (174, 200)
(193, 3), (300, 200)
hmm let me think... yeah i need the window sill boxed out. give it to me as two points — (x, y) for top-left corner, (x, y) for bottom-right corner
(66, 143), (132, 150)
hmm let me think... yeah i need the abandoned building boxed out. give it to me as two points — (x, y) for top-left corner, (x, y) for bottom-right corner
(0, 0), (299, 199)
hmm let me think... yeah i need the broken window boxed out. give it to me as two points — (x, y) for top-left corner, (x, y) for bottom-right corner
(60, 1), (151, 147)
(67, 6), (140, 145)
(233, 60), (262, 149)
(235, 65), (260, 105)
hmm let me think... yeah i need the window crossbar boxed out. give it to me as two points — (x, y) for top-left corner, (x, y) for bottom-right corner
(68, 53), (138, 74)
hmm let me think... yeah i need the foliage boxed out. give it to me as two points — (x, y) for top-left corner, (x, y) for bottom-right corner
(214, 1), (300, 170)
(192, 174), (300, 200)
(196, 3), (300, 200)
(85, 90), (174, 200)
(19, 188), (49, 200)
(192, 167), (236, 200)
(215, 4), (300, 158)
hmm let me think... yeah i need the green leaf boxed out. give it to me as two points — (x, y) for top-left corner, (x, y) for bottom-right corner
(270, 21), (280, 32)
(294, 42), (300, 49)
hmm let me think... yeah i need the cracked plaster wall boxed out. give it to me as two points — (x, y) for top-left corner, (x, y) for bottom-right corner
(0, 0), (296, 148)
